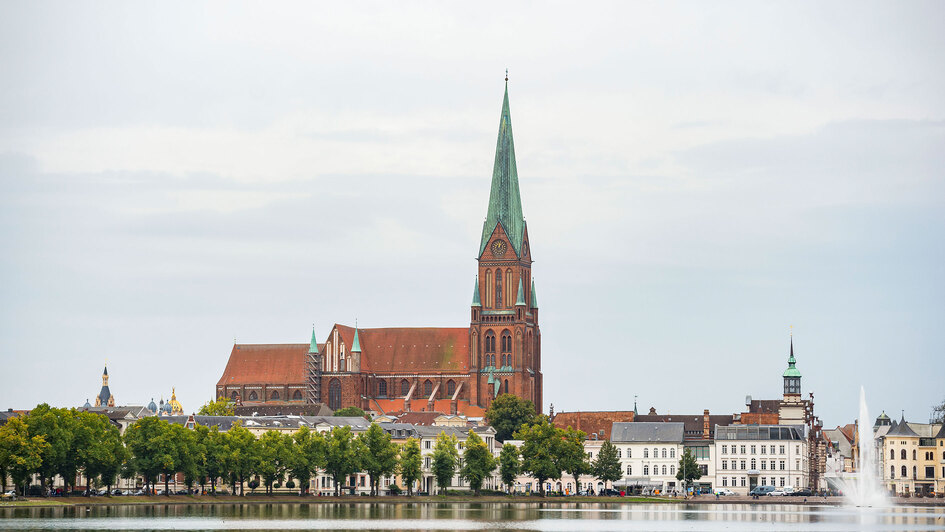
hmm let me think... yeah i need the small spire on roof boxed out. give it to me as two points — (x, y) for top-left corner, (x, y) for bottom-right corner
(505, 68), (508, 82)
(515, 278), (526, 306)
(352, 326), (362, 353)
(471, 277), (481, 307)
(309, 327), (319, 354)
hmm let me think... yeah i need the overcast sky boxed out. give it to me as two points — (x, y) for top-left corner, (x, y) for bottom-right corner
(1, 1), (943, 427)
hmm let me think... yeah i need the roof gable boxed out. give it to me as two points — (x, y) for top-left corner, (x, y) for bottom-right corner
(216, 344), (310, 386)
(334, 324), (469, 373)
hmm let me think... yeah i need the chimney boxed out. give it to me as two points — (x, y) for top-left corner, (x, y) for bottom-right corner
(703, 409), (710, 439)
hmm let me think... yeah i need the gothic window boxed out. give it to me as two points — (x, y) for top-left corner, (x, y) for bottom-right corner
(378, 380), (387, 397)
(248, 391), (258, 401)
(501, 330), (512, 352)
(485, 270), (493, 308)
(270, 391), (280, 400)
(401, 379), (410, 396)
(901, 449), (907, 460)
(447, 380), (456, 397)
(340, 357), (346, 372)
(230, 391), (239, 400)
(485, 331), (496, 353)
(329, 379), (342, 410)
(504, 379), (509, 394)
(495, 269), (503, 307)
(424, 380), (433, 397)
(506, 268), (513, 304)
(292, 390), (302, 400)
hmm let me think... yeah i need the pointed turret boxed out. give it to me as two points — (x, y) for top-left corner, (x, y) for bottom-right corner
(471, 277), (482, 307)
(479, 78), (525, 257)
(783, 335), (801, 396)
(351, 327), (362, 353)
(530, 279), (538, 309)
(309, 328), (319, 354)
(515, 278), (526, 306)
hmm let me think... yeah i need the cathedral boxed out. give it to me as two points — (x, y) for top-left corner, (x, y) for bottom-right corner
(216, 80), (543, 416)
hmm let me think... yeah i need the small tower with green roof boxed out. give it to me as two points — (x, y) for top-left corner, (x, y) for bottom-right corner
(783, 335), (802, 396)
(306, 327), (322, 405)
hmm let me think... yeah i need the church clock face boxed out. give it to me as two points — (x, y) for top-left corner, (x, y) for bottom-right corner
(491, 240), (507, 257)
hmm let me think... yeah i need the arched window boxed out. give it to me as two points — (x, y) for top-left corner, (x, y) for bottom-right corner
(423, 379), (433, 397)
(901, 449), (907, 460)
(901, 465), (907, 477)
(890, 449), (895, 460)
(328, 379), (341, 410)
(506, 268), (513, 305)
(912, 466), (917, 478)
(447, 380), (455, 397)
(670, 448), (675, 458)
(662, 465), (667, 475)
(292, 390), (303, 400)
(644, 449), (649, 458)
(270, 390), (280, 400)
(504, 379), (509, 394)
(401, 379), (410, 396)
(485, 270), (493, 308)
(230, 391), (239, 400)
(643, 465), (649, 476)
(501, 330), (512, 352)
(662, 448), (667, 458)
(485, 331), (496, 353)
(248, 390), (258, 401)
(617, 449), (621, 459)
(670, 465), (675, 475)
(495, 269), (503, 307)
(912, 449), (916, 460)
(627, 465), (632, 475)
(628, 449), (632, 458)
(890, 466), (895, 478)
(378, 380), (387, 397)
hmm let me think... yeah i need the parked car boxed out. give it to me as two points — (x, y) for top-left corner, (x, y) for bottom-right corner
(749, 485), (776, 497)
(599, 488), (620, 497)
(715, 488), (736, 496)
(790, 488), (813, 497)
(768, 489), (787, 496)
(1, 490), (16, 500)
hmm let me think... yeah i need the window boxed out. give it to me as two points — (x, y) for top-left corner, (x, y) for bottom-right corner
(890, 466), (895, 478)
(761, 446), (766, 455)
(328, 379), (341, 410)
(721, 461), (727, 470)
(401, 379), (410, 396)
(501, 330), (512, 353)
(662, 465), (667, 475)
(617, 449), (622, 459)
(378, 380), (387, 397)
(750, 445), (756, 454)
(722, 445), (727, 454)
(662, 448), (667, 458)
(626, 465), (632, 475)
(248, 391), (258, 401)
(901, 449), (907, 460)
(761, 477), (766, 486)
(643, 465), (649, 476)
(485, 270), (493, 307)
(504, 379), (509, 394)
(779, 445), (785, 454)
(230, 391), (239, 400)
(740, 445), (746, 454)
(901, 466), (907, 477)
(270, 390), (280, 400)
(670, 448), (675, 458)
(912, 449), (916, 460)
(424, 380), (433, 397)
(495, 269), (503, 307)
(925, 466), (935, 478)
(761, 461), (766, 470)
(740, 460), (746, 470)
(447, 380), (455, 397)
(644, 449), (649, 458)
(780, 460), (785, 471)
(425, 457), (431, 468)
(890, 449), (895, 460)
(627, 449), (631, 458)
(292, 390), (303, 400)
(722, 477), (728, 487)
(780, 477), (785, 487)
(751, 458), (756, 469)
(740, 477), (746, 487)
(670, 465), (675, 475)
(913, 466), (917, 478)
(425, 441), (431, 449)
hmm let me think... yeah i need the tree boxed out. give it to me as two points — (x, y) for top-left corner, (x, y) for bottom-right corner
(515, 418), (562, 497)
(203, 426), (229, 494)
(227, 423), (261, 496)
(485, 394), (537, 442)
(359, 424), (398, 496)
(159, 423), (191, 495)
(24, 404), (72, 495)
(676, 448), (702, 497)
(460, 431), (495, 496)
(289, 426), (324, 495)
(931, 397), (945, 424)
(592, 440), (622, 490)
(333, 406), (368, 419)
(498, 443), (520, 494)
(0, 416), (47, 495)
(560, 427), (590, 495)
(324, 426), (362, 496)
(398, 438), (422, 496)
(431, 432), (459, 494)
(258, 430), (292, 495)
(125, 416), (171, 495)
(80, 413), (125, 494)
(197, 398), (235, 416)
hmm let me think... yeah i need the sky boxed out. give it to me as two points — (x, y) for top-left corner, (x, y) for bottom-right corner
(1, 1), (943, 428)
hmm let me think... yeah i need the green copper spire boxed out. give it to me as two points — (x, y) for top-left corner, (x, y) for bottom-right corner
(530, 279), (538, 309)
(515, 278), (526, 306)
(783, 336), (801, 377)
(479, 78), (525, 257)
(471, 277), (481, 307)
(309, 328), (318, 354)
(351, 327), (362, 352)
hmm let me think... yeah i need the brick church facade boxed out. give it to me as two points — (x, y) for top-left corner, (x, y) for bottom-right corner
(216, 81), (542, 417)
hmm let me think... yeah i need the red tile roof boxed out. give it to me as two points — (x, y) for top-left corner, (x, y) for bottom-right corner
(552, 411), (636, 440)
(335, 325), (469, 373)
(216, 344), (316, 386)
(837, 423), (856, 444)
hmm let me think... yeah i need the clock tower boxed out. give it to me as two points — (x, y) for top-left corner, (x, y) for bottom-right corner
(470, 77), (542, 413)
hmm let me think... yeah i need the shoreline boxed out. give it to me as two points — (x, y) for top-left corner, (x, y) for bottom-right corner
(2, 494), (943, 509)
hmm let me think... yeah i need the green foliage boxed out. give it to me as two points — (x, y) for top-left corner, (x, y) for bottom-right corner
(202, 426), (229, 493)
(398, 438), (422, 496)
(197, 398), (235, 416)
(459, 431), (495, 495)
(24, 404), (75, 493)
(0, 416), (47, 495)
(79, 413), (126, 492)
(498, 443), (520, 493)
(358, 423), (398, 496)
(560, 427), (590, 493)
(333, 406), (368, 419)
(124, 416), (171, 493)
(676, 447), (702, 493)
(258, 430), (292, 494)
(515, 417), (563, 497)
(226, 423), (261, 496)
(592, 440), (622, 485)
(431, 432), (459, 494)
(289, 426), (325, 495)
(324, 426), (362, 496)
(485, 394), (537, 442)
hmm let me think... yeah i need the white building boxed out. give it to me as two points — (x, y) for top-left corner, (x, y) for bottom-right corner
(714, 424), (808, 494)
(610, 422), (685, 495)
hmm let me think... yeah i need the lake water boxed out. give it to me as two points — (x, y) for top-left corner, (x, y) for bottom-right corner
(1, 502), (944, 531)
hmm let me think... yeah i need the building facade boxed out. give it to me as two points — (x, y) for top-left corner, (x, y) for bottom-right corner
(714, 424), (808, 494)
(216, 80), (542, 417)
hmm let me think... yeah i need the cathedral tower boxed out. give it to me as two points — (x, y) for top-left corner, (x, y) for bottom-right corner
(470, 77), (542, 413)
